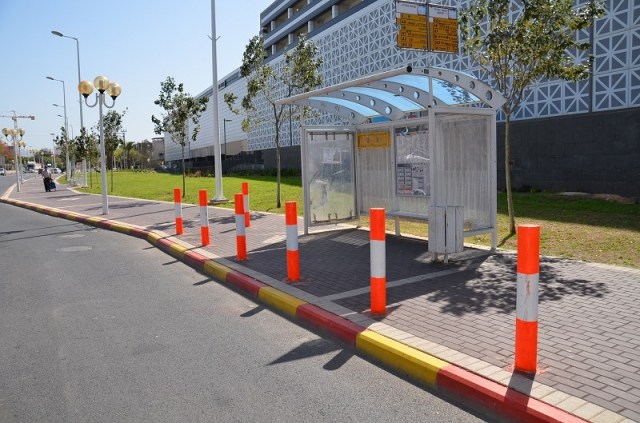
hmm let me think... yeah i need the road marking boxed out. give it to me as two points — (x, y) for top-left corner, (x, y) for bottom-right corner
(321, 261), (482, 301)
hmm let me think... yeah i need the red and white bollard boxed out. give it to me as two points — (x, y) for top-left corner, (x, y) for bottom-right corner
(174, 188), (183, 235)
(234, 193), (247, 260)
(515, 224), (541, 373)
(199, 189), (210, 246)
(285, 201), (299, 281)
(242, 182), (250, 228)
(370, 208), (386, 315)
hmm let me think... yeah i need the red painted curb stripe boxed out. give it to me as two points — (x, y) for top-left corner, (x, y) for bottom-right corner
(157, 238), (178, 255)
(226, 270), (267, 297)
(296, 304), (365, 346)
(183, 250), (207, 270)
(128, 227), (149, 239)
(437, 365), (586, 423)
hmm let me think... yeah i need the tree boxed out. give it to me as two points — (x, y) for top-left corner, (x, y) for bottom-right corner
(53, 126), (75, 173)
(121, 141), (135, 169)
(225, 35), (323, 208)
(0, 140), (10, 163)
(102, 109), (127, 192)
(73, 127), (91, 175)
(77, 128), (99, 188)
(459, 0), (604, 234)
(152, 77), (208, 197)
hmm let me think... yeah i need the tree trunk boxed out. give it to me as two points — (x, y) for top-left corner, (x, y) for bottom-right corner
(273, 104), (282, 209)
(276, 142), (281, 209)
(181, 144), (186, 198)
(110, 154), (114, 193)
(504, 112), (516, 234)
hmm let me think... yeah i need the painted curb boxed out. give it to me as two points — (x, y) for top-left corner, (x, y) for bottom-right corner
(0, 196), (591, 423)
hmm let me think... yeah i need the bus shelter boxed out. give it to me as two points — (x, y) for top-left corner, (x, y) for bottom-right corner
(277, 66), (506, 258)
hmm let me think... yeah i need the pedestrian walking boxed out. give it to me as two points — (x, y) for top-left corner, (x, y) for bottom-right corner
(42, 167), (51, 192)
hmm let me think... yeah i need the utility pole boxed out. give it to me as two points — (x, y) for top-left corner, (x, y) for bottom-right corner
(1, 111), (35, 191)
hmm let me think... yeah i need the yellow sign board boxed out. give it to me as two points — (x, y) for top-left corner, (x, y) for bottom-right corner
(358, 131), (391, 149)
(396, 12), (428, 50)
(395, 1), (458, 54)
(428, 5), (458, 53)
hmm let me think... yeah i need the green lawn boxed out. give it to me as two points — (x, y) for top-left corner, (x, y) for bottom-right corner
(74, 171), (640, 269)
(78, 171), (303, 214)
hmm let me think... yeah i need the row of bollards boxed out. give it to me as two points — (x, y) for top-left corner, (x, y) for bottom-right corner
(174, 194), (541, 374)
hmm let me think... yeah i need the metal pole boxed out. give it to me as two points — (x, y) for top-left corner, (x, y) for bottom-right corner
(210, 0), (226, 202)
(98, 93), (109, 214)
(61, 81), (70, 180)
(12, 116), (21, 192)
(13, 138), (20, 192)
(74, 37), (88, 187)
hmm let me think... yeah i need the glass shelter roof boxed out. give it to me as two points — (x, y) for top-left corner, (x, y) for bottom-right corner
(277, 66), (506, 124)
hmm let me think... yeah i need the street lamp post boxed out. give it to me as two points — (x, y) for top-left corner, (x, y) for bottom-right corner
(2, 127), (25, 192)
(79, 76), (122, 215)
(50, 133), (57, 169)
(47, 76), (70, 180)
(209, 0), (226, 203)
(16, 141), (26, 183)
(52, 30), (87, 187)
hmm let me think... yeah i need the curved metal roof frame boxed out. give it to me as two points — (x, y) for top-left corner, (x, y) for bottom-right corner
(277, 66), (506, 124)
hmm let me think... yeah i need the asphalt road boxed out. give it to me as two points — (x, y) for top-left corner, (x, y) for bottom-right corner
(0, 181), (487, 422)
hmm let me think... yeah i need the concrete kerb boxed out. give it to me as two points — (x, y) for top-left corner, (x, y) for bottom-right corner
(0, 193), (599, 423)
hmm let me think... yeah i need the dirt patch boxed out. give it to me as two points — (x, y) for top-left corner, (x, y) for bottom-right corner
(559, 192), (636, 204)
(592, 194), (636, 204)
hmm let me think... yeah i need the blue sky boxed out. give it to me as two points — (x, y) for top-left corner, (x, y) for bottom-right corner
(0, 0), (273, 151)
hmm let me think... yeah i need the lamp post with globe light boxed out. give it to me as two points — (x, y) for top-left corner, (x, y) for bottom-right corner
(2, 127), (25, 192)
(79, 76), (121, 215)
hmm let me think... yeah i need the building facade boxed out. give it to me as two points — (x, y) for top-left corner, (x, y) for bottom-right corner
(163, 69), (248, 168)
(170, 0), (639, 196)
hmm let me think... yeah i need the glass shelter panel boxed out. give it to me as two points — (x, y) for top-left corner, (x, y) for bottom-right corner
(432, 114), (491, 230)
(356, 130), (394, 212)
(393, 124), (431, 216)
(305, 130), (356, 224)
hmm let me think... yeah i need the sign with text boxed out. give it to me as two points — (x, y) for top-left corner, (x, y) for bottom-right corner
(395, 1), (458, 53)
(428, 4), (458, 53)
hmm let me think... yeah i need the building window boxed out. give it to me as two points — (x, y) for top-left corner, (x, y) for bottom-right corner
(336, 0), (362, 13)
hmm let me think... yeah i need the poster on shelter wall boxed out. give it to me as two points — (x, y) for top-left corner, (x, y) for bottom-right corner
(395, 126), (430, 197)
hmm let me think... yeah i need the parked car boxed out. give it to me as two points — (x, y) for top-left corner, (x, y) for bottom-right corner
(0, 167), (6, 176)
(53, 168), (62, 174)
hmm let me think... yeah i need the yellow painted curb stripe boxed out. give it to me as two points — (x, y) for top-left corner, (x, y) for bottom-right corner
(258, 287), (307, 318)
(86, 217), (103, 225)
(165, 242), (187, 259)
(203, 260), (231, 282)
(110, 223), (132, 234)
(356, 330), (448, 387)
(147, 232), (163, 245)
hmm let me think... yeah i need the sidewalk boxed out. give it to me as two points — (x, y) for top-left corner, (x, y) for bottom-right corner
(3, 177), (639, 422)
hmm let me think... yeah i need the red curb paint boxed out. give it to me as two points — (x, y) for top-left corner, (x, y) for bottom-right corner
(296, 304), (365, 346)
(128, 228), (148, 239)
(183, 250), (207, 270)
(226, 271), (267, 297)
(437, 365), (585, 423)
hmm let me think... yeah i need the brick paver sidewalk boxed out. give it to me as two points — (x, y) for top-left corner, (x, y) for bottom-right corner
(5, 177), (640, 422)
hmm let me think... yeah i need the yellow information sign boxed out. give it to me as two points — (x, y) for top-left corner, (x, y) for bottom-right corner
(395, 1), (458, 53)
(396, 10), (428, 50)
(428, 5), (458, 53)
(358, 131), (391, 149)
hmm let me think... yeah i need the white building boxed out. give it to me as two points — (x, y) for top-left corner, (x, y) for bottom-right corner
(163, 69), (248, 166)
(167, 0), (640, 196)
